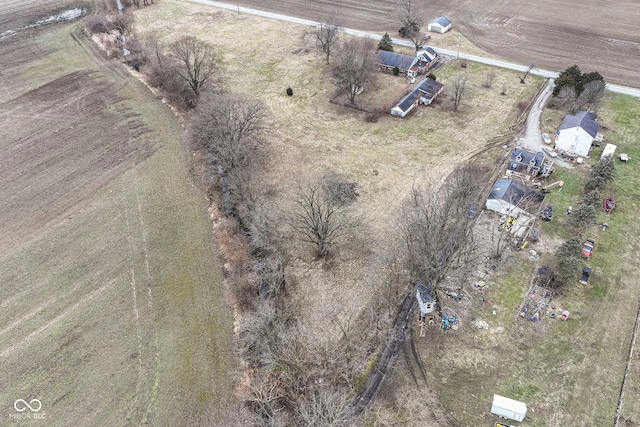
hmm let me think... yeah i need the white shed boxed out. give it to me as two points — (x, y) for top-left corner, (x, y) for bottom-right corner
(491, 394), (527, 422)
(555, 111), (600, 157)
(427, 16), (452, 33)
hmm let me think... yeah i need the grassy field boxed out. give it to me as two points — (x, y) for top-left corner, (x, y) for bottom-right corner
(133, 0), (545, 343)
(0, 9), (237, 426)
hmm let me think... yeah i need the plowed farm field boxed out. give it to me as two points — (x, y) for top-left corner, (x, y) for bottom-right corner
(0, 4), (240, 426)
(234, 0), (640, 87)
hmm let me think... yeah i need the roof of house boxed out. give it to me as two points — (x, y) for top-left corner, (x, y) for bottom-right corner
(417, 47), (438, 63)
(508, 148), (545, 171)
(417, 77), (444, 99)
(488, 179), (545, 209)
(376, 50), (415, 71)
(558, 110), (600, 138)
(416, 281), (435, 303)
(430, 16), (452, 27)
(395, 78), (443, 113)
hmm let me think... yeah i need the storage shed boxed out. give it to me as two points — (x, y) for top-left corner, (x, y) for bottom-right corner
(390, 77), (444, 117)
(491, 394), (527, 422)
(427, 16), (452, 33)
(416, 281), (436, 316)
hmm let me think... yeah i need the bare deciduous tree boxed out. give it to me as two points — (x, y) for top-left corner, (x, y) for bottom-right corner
(576, 79), (606, 112)
(170, 36), (219, 98)
(450, 73), (469, 112)
(315, 13), (342, 64)
(189, 94), (271, 171)
(333, 37), (377, 104)
(396, 0), (427, 51)
(483, 69), (496, 88)
(402, 165), (488, 284)
(519, 62), (535, 83)
(290, 176), (359, 258)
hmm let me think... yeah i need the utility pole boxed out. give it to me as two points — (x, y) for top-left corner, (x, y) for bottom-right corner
(457, 34), (461, 60)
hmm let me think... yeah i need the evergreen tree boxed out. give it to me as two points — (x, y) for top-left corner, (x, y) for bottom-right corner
(378, 32), (394, 52)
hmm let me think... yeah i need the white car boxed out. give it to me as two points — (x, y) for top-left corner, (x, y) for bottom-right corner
(543, 146), (558, 158)
(542, 133), (552, 144)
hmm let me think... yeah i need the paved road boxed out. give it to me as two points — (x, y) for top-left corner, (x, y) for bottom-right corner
(191, 0), (640, 98)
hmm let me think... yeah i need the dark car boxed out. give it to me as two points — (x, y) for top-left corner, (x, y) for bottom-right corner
(540, 204), (553, 221)
(580, 267), (592, 285)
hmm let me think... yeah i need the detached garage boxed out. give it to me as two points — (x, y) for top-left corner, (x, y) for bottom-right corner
(427, 16), (452, 33)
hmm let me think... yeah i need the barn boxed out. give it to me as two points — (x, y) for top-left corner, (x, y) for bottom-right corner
(427, 16), (452, 33)
(390, 78), (444, 117)
(555, 111), (600, 157)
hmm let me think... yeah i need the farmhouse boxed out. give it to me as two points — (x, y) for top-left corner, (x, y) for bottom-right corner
(390, 78), (444, 117)
(427, 16), (452, 33)
(376, 48), (440, 78)
(555, 110), (600, 157)
(507, 148), (547, 177)
(486, 179), (544, 217)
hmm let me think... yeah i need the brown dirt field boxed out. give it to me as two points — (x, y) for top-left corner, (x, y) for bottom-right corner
(0, 12), (242, 427)
(234, 0), (640, 87)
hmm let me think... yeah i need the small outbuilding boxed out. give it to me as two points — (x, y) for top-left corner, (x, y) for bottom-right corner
(427, 16), (452, 33)
(491, 394), (527, 422)
(555, 110), (600, 157)
(416, 281), (437, 316)
(390, 77), (444, 117)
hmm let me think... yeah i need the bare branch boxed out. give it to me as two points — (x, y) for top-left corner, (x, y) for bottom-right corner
(170, 36), (219, 98)
(315, 13), (342, 64)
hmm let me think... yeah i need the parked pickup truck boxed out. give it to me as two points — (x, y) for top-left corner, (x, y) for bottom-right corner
(582, 239), (595, 258)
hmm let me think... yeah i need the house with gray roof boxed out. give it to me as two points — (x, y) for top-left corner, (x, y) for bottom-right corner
(390, 78), (444, 117)
(376, 47), (440, 78)
(508, 148), (546, 177)
(555, 111), (600, 157)
(486, 179), (545, 217)
(427, 16), (452, 33)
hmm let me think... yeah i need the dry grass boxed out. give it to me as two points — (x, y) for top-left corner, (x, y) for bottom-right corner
(133, 1), (543, 348)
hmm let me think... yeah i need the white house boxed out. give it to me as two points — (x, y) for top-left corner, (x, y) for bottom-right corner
(427, 16), (452, 33)
(555, 111), (600, 157)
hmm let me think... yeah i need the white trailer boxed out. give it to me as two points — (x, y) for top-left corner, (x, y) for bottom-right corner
(601, 143), (617, 161)
(491, 394), (527, 422)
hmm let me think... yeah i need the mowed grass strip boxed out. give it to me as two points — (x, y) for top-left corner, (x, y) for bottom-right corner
(0, 17), (234, 427)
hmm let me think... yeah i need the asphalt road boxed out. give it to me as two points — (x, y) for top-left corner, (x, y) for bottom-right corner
(191, 0), (640, 98)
